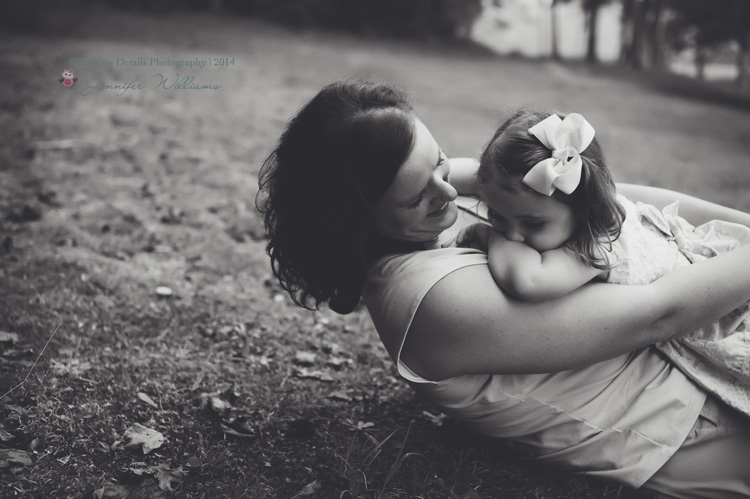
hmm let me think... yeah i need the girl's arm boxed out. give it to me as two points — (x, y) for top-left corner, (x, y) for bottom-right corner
(447, 223), (605, 300)
(448, 157), (480, 196)
(401, 242), (750, 380)
(487, 233), (606, 302)
(617, 183), (750, 226)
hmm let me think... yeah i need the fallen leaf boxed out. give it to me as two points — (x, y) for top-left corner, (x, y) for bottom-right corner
(290, 480), (321, 498)
(327, 391), (352, 402)
(326, 356), (351, 369)
(198, 385), (240, 415)
(345, 420), (375, 431)
(0, 331), (19, 344)
(137, 392), (158, 408)
(294, 368), (334, 382)
(121, 423), (165, 454)
(321, 342), (341, 354)
(294, 351), (317, 365)
(155, 464), (187, 492)
(0, 429), (14, 442)
(4, 404), (23, 414)
(253, 355), (270, 367)
(219, 409), (257, 438)
(0, 449), (32, 468)
(126, 462), (150, 476)
(50, 358), (93, 376)
(93, 479), (129, 499)
(202, 395), (232, 415)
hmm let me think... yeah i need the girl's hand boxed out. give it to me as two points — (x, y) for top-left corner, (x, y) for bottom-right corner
(442, 222), (493, 250)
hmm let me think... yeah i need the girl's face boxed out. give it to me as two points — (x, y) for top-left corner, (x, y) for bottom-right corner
(481, 176), (576, 252)
(371, 119), (458, 243)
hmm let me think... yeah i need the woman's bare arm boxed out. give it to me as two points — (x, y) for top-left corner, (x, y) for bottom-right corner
(617, 183), (750, 226)
(402, 243), (750, 381)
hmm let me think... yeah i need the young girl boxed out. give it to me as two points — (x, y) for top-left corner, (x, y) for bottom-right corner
(451, 108), (750, 416)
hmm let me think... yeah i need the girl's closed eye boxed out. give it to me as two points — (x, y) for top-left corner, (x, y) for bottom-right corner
(488, 210), (505, 229)
(524, 220), (547, 230)
(486, 208), (498, 222)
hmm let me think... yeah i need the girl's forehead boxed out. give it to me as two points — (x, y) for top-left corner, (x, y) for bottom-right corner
(484, 181), (567, 217)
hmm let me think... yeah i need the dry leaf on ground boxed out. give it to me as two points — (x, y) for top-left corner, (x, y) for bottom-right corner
(120, 423), (165, 454)
(0, 449), (32, 468)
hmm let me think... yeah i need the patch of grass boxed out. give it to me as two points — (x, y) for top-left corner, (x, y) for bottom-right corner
(1, 6), (746, 498)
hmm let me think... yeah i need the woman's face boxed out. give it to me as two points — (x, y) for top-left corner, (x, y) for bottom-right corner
(371, 119), (458, 243)
(481, 176), (576, 252)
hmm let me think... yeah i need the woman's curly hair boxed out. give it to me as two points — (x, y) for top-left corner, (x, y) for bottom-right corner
(256, 80), (418, 314)
(478, 108), (625, 270)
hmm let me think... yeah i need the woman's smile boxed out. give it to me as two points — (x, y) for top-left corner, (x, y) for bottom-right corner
(428, 201), (451, 218)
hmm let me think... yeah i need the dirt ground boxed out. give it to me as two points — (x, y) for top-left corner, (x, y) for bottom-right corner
(1, 7), (749, 499)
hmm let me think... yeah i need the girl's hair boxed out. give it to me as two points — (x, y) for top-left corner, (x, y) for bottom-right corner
(256, 80), (419, 314)
(478, 108), (625, 270)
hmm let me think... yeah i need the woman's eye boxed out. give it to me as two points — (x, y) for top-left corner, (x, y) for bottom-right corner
(408, 195), (426, 209)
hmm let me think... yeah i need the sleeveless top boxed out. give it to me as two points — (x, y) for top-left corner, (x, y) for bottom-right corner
(361, 197), (706, 488)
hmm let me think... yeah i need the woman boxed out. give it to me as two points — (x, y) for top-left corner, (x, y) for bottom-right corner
(257, 80), (750, 498)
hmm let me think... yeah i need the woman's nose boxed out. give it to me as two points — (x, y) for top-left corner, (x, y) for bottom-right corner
(436, 175), (457, 202)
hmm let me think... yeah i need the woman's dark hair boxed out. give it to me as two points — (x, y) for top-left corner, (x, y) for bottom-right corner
(478, 108), (625, 270)
(256, 80), (418, 314)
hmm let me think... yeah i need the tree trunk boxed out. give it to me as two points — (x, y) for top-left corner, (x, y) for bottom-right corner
(695, 47), (707, 81)
(622, 0), (648, 68)
(632, 0), (646, 68)
(646, 0), (665, 69)
(619, 0), (635, 65)
(551, 0), (560, 60)
(586, 3), (600, 63)
(737, 34), (750, 93)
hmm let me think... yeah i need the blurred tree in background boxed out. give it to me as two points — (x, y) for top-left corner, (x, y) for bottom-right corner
(582, 0), (613, 64)
(662, 0), (750, 91)
(560, 0), (749, 92)
(220, 0), (483, 39)
(619, 0), (665, 69)
(2, 0), (747, 93)
(0, 0), (482, 41)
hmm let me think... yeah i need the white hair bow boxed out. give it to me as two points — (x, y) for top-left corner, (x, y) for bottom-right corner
(522, 113), (595, 196)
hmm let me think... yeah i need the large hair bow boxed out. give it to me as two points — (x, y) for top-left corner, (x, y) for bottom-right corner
(522, 113), (595, 196)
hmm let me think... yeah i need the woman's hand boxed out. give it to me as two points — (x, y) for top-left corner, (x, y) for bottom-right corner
(617, 183), (750, 227)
